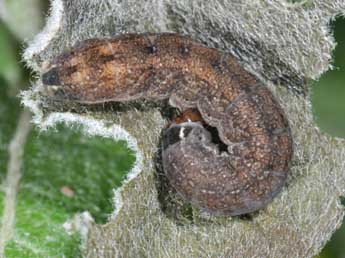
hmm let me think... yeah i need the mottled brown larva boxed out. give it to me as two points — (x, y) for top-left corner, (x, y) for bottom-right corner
(41, 33), (293, 216)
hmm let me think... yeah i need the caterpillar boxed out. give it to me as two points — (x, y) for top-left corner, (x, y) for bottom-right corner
(41, 33), (293, 216)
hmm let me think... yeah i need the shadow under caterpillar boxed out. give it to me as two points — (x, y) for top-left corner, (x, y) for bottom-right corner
(41, 33), (293, 216)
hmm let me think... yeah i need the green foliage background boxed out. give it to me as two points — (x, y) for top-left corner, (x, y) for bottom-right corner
(312, 18), (345, 258)
(0, 5), (344, 258)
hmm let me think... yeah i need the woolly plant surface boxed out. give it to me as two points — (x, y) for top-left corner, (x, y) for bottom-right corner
(21, 0), (345, 257)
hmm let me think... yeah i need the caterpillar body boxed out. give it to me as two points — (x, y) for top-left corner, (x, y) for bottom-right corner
(42, 33), (293, 216)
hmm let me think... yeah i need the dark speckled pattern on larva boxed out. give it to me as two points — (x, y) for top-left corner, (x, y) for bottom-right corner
(41, 33), (293, 216)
